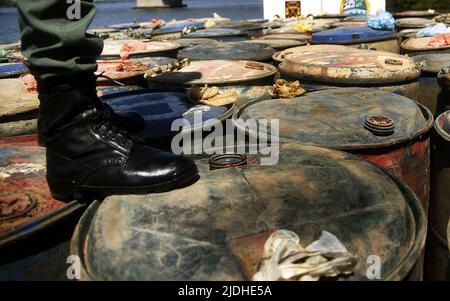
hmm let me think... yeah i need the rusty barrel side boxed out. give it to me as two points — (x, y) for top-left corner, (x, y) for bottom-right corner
(425, 111), (450, 280)
(437, 69), (450, 116)
(232, 88), (434, 214)
(278, 48), (421, 99)
(71, 143), (426, 281)
(401, 37), (450, 55)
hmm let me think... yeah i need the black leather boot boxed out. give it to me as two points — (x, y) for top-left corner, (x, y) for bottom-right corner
(37, 73), (144, 147)
(37, 74), (198, 202)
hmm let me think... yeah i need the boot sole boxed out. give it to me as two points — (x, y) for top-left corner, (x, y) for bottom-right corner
(47, 166), (199, 202)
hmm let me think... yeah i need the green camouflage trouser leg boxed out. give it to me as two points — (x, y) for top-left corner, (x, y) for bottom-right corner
(16, 0), (103, 81)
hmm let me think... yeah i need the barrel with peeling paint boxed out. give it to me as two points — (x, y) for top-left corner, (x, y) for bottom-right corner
(152, 20), (205, 36)
(401, 37), (450, 54)
(181, 28), (247, 42)
(232, 88), (433, 214)
(396, 18), (437, 29)
(252, 33), (312, 42)
(273, 44), (352, 65)
(0, 63), (28, 79)
(410, 52), (450, 115)
(278, 48), (421, 99)
(395, 11), (438, 19)
(312, 27), (400, 54)
(146, 60), (277, 89)
(178, 42), (275, 62)
(437, 68), (450, 116)
(425, 111), (450, 280)
(100, 40), (180, 59)
(243, 39), (306, 51)
(0, 135), (85, 248)
(169, 38), (218, 49)
(70, 142), (426, 281)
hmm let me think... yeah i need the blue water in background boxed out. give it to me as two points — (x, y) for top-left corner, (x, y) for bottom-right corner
(0, 0), (264, 44)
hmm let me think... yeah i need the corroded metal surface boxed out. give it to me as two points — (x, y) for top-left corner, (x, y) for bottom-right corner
(178, 42), (275, 62)
(0, 78), (38, 118)
(273, 45), (351, 63)
(402, 37), (450, 53)
(233, 88), (433, 212)
(395, 11), (438, 19)
(71, 142), (426, 281)
(243, 39), (306, 50)
(312, 27), (397, 45)
(332, 21), (368, 28)
(181, 28), (247, 41)
(146, 60), (277, 87)
(152, 20), (205, 35)
(0, 63), (28, 79)
(396, 18), (437, 29)
(425, 111), (450, 280)
(169, 38), (218, 49)
(253, 33), (312, 42)
(411, 52), (450, 74)
(0, 135), (84, 247)
(100, 40), (180, 59)
(279, 49), (420, 85)
(438, 69), (450, 89)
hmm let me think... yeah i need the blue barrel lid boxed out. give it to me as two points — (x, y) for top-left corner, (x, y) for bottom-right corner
(312, 26), (397, 44)
(0, 63), (28, 78)
(100, 90), (231, 138)
(108, 23), (140, 30)
(182, 28), (247, 39)
(153, 20), (205, 35)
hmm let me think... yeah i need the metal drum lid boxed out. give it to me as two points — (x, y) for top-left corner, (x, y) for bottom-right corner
(97, 86), (144, 97)
(71, 142), (425, 281)
(181, 28), (246, 39)
(344, 15), (370, 22)
(332, 21), (368, 28)
(273, 44), (352, 63)
(410, 52), (450, 74)
(435, 110), (450, 142)
(0, 63), (28, 78)
(152, 20), (206, 35)
(147, 60), (277, 86)
(267, 24), (329, 34)
(396, 18), (437, 29)
(101, 90), (232, 138)
(395, 11), (438, 19)
(243, 39), (306, 50)
(132, 56), (178, 67)
(279, 49), (420, 85)
(108, 23), (140, 30)
(96, 60), (150, 83)
(401, 37), (450, 52)
(254, 33), (312, 41)
(87, 28), (118, 35)
(169, 38), (218, 48)
(399, 29), (420, 39)
(312, 27), (397, 44)
(0, 135), (84, 247)
(233, 88), (432, 149)
(0, 78), (38, 118)
(101, 40), (179, 59)
(178, 42), (275, 62)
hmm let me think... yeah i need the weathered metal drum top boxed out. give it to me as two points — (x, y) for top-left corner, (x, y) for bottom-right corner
(396, 18), (437, 29)
(401, 37), (450, 54)
(100, 40), (180, 59)
(438, 68), (450, 90)
(0, 63), (28, 79)
(169, 38), (218, 49)
(331, 21), (368, 28)
(279, 48), (420, 85)
(425, 111), (450, 280)
(243, 39), (306, 51)
(399, 29), (420, 41)
(87, 27), (119, 35)
(395, 11), (438, 19)
(181, 28), (247, 42)
(272, 44), (352, 64)
(100, 89), (235, 140)
(232, 88), (433, 212)
(266, 24), (330, 34)
(0, 135), (84, 248)
(410, 52), (450, 115)
(146, 60), (277, 88)
(95, 60), (150, 86)
(252, 33), (312, 42)
(96, 85), (144, 97)
(71, 142), (426, 281)
(152, 20), (206, 35)
(107, 23), (140, 30)
(178, 42), (275, 62)
(312, 27), (400, 53)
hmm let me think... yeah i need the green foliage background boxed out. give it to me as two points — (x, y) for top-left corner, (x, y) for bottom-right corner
(392, 0), (450, 10)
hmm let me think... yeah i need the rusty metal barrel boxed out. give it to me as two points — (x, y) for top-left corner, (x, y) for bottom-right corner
(232, 88), (433, 214)
(272, 44), (352, 65)
(243, 39), (306, 51)
(401, 37), (450, 55)
(178, 42), (275, 62)
(437, 69), (450, 116)
(100, 40), (180, 59)
(169, 38), (218, 49)
(396, 18), (437, 30)
(311, 27), (400, 53)
(181, 28), (247, 42)
(71, 142), (426, 281)
(425, 111), (450, 280)
(395, 11), (439, 19)
(410, 52), (450, 115)
(278, 48), (421, 99)
(146, 60), (277, 89)
(252, 33), (312, 42)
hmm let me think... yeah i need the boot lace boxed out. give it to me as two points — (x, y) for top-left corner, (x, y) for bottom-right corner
(90, 109), (132, 147)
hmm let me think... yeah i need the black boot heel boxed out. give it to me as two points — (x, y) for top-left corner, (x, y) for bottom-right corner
(47, 179), (81, 202)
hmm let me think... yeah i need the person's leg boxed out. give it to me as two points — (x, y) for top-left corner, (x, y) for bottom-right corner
(16, 0), (198, 201)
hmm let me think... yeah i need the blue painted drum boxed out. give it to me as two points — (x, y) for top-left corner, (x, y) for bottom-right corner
(0, 63), (28, 79)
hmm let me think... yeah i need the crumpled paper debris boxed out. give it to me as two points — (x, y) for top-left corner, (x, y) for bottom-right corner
(144, 58), (190, 77)
(187, 85), (238, 106)
(253, 230), (359, 281)
(269, 79), (305, 99)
